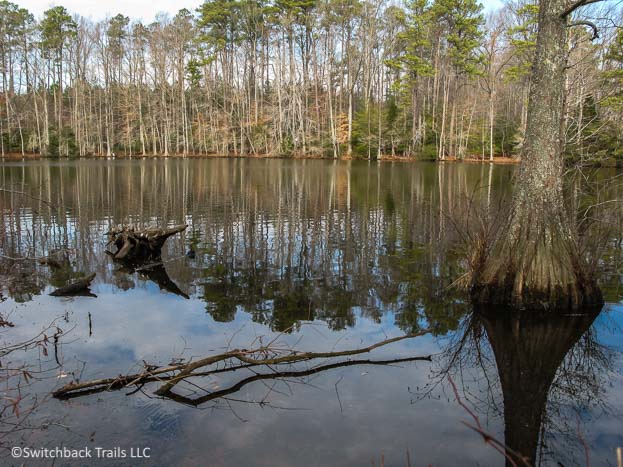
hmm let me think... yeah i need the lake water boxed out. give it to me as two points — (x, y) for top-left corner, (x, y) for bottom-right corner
(0, 158), (621, 466)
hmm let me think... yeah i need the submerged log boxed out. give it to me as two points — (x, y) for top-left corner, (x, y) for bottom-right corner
(106, 225), (188, 263)
(50, 273), (96, 297)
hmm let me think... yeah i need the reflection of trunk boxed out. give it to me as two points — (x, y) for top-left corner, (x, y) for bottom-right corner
(439, 76), (448, 161)
(471, 0), (602, 310)
(477, 308), (599, 466)
(489, 87), (495, 161)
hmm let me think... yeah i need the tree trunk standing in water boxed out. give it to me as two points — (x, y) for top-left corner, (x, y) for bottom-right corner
(471, 0), (603, 310)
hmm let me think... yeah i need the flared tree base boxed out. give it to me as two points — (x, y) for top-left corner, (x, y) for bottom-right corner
(470, 202), (603, 312)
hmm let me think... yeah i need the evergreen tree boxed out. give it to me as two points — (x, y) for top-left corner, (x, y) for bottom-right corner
(603, 28), (623, 111)
(385, 0), (432, 92)
(40, 6), (77, 61)
(431, 0), (485, 75)
(40, 6), (77, 149)
(505, 2), (539, 81)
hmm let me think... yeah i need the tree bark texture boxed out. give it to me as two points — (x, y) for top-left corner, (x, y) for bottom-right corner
(471, 0), (603, 311)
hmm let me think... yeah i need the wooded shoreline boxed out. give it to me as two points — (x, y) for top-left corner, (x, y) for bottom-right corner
(0, 151), (521, 164)
(0, 2), (621, 165)
(5, 152), (623, 167)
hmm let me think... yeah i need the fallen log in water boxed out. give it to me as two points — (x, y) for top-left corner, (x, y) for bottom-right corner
(49, 273), (96, 297)
(106, 225), (188, 262)
(52, 330), (431, 400)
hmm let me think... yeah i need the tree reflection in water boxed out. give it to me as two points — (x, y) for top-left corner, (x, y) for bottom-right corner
(436, 307), (615, 466)
(0, 160), (621, 465)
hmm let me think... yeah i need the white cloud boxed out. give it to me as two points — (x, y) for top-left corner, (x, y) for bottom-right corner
(18, 0), (203, 22)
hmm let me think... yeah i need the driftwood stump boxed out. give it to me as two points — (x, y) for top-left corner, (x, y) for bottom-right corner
(106, 225), (187, 263)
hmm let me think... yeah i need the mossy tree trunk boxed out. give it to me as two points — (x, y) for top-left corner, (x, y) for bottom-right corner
(471, 0), (602, 310)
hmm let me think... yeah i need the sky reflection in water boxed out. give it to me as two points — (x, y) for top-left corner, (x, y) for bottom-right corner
(0, 158), (621, 466)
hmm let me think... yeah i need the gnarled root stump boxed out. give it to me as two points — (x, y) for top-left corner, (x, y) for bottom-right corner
(106, 225), (187, 263)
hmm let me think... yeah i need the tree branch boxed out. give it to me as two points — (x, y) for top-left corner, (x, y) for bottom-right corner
(568, 20), (600, 40)
(560, 0), (604, 19)
(162, 356), (431, 407)
(53, 330), (431, 398)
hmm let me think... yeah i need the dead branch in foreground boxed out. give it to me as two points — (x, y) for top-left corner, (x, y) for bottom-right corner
(0, 187), (56, 208)
(53, 330), (431, 400)
(0, 319), (68, 440)
(162, 355), (430, 407)
(447, 375), (531, 467)
(38, 249), (71, 269)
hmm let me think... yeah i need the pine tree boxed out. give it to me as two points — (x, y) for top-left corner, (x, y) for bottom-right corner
(505, 2), (539, 81)
(40, 6), (77, 152)
(603, 28), (623, 111)
(431, 0), (484, 75)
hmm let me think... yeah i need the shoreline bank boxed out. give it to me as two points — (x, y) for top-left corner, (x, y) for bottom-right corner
(0, 152), (521, 164)
(2, 152), (622, 167)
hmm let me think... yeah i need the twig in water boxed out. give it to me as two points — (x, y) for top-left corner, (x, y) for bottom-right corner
(0, 188), (57, 208)
(576, 413), (591, 467)
(447, 375), (531, 467)
(335, 375), (344, 413)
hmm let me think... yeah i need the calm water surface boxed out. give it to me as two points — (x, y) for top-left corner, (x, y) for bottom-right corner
(0, 158), (621, 466)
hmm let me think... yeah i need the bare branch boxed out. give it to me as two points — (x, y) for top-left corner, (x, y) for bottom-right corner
(53, 330), (431, 399)
(568, 20), (600, 40)
(560, 0), (605, 19)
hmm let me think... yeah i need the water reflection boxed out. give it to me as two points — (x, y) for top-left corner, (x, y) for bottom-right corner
(440, 306), (618, 466)
(121, 263), (190, 299)
(485, 309), (601, 465)
(0, 159), (518, 332)
(0, 159), (621, 465)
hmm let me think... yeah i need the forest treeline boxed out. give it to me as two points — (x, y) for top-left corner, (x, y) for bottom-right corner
(0, 0), (621, 161)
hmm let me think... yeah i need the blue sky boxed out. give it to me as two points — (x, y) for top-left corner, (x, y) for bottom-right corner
(19, 0), (504, 22)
